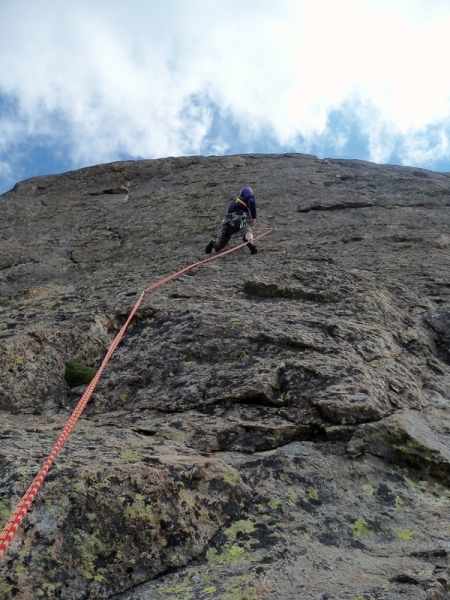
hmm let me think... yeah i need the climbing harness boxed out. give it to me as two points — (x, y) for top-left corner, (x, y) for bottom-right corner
(0, 228), (272, 561)
(219, 212), (248, 238)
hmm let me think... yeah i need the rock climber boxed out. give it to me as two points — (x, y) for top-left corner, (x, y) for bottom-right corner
(205, 186), (258, 255)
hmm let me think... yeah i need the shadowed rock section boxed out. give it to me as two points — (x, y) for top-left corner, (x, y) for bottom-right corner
(1, 153), (450, 599)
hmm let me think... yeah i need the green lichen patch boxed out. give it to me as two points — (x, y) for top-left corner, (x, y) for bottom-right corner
(64, 361), (97, 388)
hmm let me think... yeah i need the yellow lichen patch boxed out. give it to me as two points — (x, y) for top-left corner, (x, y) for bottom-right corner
(362, 484), (375, 496)
(223, 470), (239, 487)
(155, 580), (194, 600)
(15, 565), (25, 577)
(42, 583), (56, 597)
(207, 545), (246, 564)
(225, 520), (256, 539)
(404, 477), (417, 489)
(120, 449), (141, 462)
(307, 488), (319, 501)
(288, 490), (297, 506)
(224, 584), (260, 600)
(179, 489), (195, 508)
(350, 519), (375, 537)
(406, 439), (421, 449)
(203, 586), (217, 594)
(0, 583), (13, 596)
(394, 528), (415, 540)
(268, 498), (281, 510)
(394, 496), (403, 508)
(122, 496), (159, 526)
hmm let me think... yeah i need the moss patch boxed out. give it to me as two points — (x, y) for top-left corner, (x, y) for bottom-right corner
(64, 361), (97, 388)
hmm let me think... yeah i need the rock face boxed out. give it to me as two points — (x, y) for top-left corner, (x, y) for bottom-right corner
(1, 153), (450, 599)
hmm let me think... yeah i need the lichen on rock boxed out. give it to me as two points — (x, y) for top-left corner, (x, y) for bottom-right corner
(1, 153), (450, 598)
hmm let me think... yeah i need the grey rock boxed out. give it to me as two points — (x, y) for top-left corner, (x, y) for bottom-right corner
(1, 153), (450, 598)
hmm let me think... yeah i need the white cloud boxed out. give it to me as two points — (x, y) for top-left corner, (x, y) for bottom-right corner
(0, 160), (12, 180)
(0, 0), (302, 164)
(397, 124), (450, 168)
(287, 0), (450, 132)
(0, 0), (450, 176)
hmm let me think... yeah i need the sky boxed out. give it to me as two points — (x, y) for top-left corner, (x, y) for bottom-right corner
(0, 0), (450, 194)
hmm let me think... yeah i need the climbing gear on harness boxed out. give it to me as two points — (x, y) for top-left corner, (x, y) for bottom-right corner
(220, 211), (248, 238)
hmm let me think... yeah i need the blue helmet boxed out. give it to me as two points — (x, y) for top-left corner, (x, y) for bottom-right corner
(239, 186), (253, 197)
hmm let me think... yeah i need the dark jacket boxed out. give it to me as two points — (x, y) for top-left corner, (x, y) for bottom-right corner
(227, 195), (257, 220)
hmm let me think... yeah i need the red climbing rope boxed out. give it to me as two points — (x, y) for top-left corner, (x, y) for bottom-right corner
(0, 228), (272, 560)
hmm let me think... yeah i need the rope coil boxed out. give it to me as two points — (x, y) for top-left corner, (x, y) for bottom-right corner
(0, 228), (272, 560)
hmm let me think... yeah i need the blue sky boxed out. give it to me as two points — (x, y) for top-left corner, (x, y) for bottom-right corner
(1, 0), (450, 194)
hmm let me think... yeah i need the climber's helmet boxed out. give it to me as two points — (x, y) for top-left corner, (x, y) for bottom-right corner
(239, 186), (253, 198)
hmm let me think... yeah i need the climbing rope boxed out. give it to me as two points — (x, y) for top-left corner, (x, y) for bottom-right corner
(0, 228), (272, 561)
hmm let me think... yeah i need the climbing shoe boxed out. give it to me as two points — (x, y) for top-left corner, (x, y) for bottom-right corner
(205, 240), (214, 254)
(247, 243), (257, 255)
